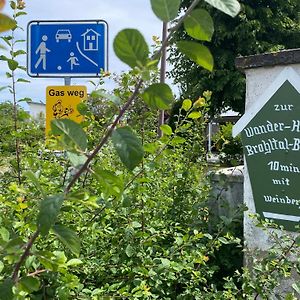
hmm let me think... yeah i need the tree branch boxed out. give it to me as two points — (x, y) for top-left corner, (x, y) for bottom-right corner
(152, 0), (201, 61)
(64, 79), (143, 194)
(12, 229), (40, 283)
(27, 269), (47, 277)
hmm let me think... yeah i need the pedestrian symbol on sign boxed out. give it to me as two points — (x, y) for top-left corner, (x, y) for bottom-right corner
(34, 35), (51, 70)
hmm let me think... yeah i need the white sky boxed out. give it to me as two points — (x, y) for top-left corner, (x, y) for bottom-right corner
(0, 0), (166, 109)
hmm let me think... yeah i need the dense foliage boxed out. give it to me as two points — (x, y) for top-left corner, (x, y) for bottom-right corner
(0, 102), (44, 156)
(0, 0), (299, 299)
(212, 122), (243, 166)
(169, 0), (300, 116)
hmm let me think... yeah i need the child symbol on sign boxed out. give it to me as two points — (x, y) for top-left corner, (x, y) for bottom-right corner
(67, 52), (79, 70)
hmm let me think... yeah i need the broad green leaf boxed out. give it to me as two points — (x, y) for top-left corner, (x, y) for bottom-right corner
(15, 39), (26, 44)
(0, 261), (4, 273)
(18, 97), (32, 103)
(67, 152), (86, 167)
(160, 124), (173, 136)
(16, 78), (30, 83)
(142, 83), (173, 110)
(184, 9), (214, 41)
(0, 86), (8, 92)
(0, 54), (8, 61)
(4, 237), (24, 254)
(13, 49), (26, 57)
(10, 1), (16, 9)
(1, 36), (12, 47)
(24, 170), (47, 199)
(284, 294), (295, 300)
(204, 233), (213, 239)
(37, 250), (57, 271)
(93, 167), (124, 199)
(52, 224), (80, 256)
(177, 41), (214, 71)
(292, 283), (300, 295)
(131, 221), (142, 228)
(193, 97), (206, 108)
(0, 279), (14, 300)
(160, 258), (170, 267)
(150, 0), (180, 22)
(16, 11), (27, 17)
(113, 29), (149, 68)
(182, 99), (192, 111)
(144, 142), (160, 154)
(175, 236), (183, 246)
(125, 244), (134, 257)
(51, 119), (87, 151)
(187, 111), (202, 119)
(205, 0), (241, 17)
(0, 227), (9, 242)
(7, 59), (18, 71)
(112, 127), (144, 170)
(90, 90), (121, 105)
(218, 237), (230, 244)
(66, 258), (83, 266)
(19, 277), (40, 293)
(37, 194), (64, 236)
(18, 65), (26, 71)
(76, 102), (89, 116)
(52, 251), (67, 265)
(170, 136), (186, 146)
(0, 13), (16, 33)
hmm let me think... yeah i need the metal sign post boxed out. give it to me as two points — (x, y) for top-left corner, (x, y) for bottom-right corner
(64, 77), (71, 86)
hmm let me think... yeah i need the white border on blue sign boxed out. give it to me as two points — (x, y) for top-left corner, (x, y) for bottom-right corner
(27, 20), (108, 78)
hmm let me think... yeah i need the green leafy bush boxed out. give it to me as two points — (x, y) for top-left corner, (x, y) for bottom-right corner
(0, 0), (299, 299)
(213, 122), (243, 166)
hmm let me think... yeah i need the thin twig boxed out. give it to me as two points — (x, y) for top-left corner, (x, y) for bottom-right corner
(64, 79), (143, 194)
(12, 230), (40, 283)
(152, 0), (201, 61)
(11, 10), (22, 185)
(61, 162), (70, 187)
(27, 269), (47, 277)
(158, 21), (168, 137)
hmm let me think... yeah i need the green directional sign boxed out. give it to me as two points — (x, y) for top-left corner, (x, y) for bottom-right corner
(233, 68), (300, 232)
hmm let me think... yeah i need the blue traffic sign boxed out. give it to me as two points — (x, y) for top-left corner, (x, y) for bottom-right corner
(27, 20), (108, 77)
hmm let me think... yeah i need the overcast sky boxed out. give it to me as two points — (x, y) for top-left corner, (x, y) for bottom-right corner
(0, 0), (166, 109)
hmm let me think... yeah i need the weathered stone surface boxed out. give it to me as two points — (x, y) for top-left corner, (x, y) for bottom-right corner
(235, 49), (300, 70)
(209, 166), (244, 218)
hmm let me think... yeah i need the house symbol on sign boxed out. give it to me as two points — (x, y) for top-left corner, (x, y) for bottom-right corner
(81, 29), (100, 51)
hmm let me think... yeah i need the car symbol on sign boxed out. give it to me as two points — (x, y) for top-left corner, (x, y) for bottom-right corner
(56, 29), (72, 42)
